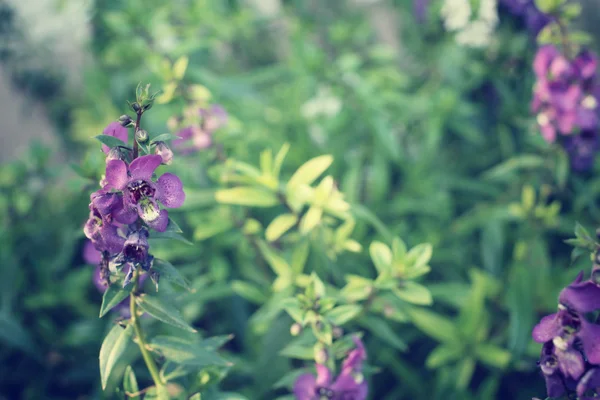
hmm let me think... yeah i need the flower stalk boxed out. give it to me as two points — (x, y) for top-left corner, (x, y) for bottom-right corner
(129, 268), (165, 393)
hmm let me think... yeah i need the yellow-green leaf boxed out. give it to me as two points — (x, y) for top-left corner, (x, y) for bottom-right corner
(300, 206), (323, 234)
(215, 187), (279, 207)
(172, 55), (189, 80)
(288, 155), (333, 188)
(369, 241), (392, 275)
(266, 213), (298, 241)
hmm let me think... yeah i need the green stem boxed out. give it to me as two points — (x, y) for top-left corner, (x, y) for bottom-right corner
(129, 269), (164, 391)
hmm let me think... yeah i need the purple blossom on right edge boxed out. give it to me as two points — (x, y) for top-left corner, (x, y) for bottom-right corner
(293, 337), (367, 400)
(172, 105), (228, 154)
(533, 267), (600, 398)
(531, 45), (600, 171)
(499, 0), (551, 35)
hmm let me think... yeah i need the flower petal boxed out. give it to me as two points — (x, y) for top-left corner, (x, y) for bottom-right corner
(129, 155), (162, 180)
(83, 240), (102, 265)
(146, 209), (169, 232)
(315, 363), (332, 387)
(293, 373), (316, 400)
(104, 160), (129, 191)
(532, 313), (560, 343)
(102, 122), (129, 154)
(580, 319), (600, 364)
(556, 347), (585, 380)
(559, 280), (600, 313)
(341, 336), (367, 374)
(114, 204), (138, 224)
(577, 368), (600, 397)
(157, 173), (185, 208)
(543, 372), (566, 398)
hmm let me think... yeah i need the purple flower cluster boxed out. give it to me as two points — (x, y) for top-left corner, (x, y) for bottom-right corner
(83, 121), (185, 289)
(533, 267), (600, 398)
(499, 0), (551, 35)
(293, 337), (367, 400)
(532, 45), (600, 170)
(172, 105), (228, 154)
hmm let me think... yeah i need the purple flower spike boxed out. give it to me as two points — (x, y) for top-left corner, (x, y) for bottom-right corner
(293, 337), (368, 400)
(102, 155), (185, 232)
(102, 122), (129, 154)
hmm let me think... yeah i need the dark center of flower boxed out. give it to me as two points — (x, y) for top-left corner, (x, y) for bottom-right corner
(127, 179), (155, 203)
(559, 310), (581, 333)
(124, 243), (147, 262)
(316, 387), (335, 399)
(540, 355), (559, 376)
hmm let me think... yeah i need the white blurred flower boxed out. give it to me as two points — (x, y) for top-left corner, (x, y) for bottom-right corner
(441, 0), (472, 31)
(442, 0), (498, 48)
(301, 87), (342, 120)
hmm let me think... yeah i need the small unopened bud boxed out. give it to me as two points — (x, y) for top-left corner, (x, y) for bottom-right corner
(290, 323), (302, 336)
(315, 348), (328, 364)
(106, 147), (122, 163)
(333, 326), (343, 338)
(131, 102), (142, 113)
(154, 141), (173, 165)
(118, 114), (133, 127)
(135, 129), (149, 143)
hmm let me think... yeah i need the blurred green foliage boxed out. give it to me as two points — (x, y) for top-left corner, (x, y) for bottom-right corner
(2, 0), (600, 399)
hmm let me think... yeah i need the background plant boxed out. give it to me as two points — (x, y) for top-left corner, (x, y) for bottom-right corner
(2, 1), (600, 399)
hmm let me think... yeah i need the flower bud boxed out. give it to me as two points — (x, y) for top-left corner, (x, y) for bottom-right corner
(333, 326), (343, 339)
(118, 114), (133, 127)
(135, 129), (149, 144)
(314, 347), (328, 364)
(154, 141), (173, 165)
(290, 323), (302, 336)
(131, 102), (142, 113)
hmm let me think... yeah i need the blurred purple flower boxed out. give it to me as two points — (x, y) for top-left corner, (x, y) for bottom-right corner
(173, 105), (228, 154)
(102, 155), (185, 231)
(499, 0), (550, 35)
(154, 141), (173, 165)
(293, 337), (367, 400)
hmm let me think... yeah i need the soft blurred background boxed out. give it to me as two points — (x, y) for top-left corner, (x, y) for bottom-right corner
(2, 0), (600, 399)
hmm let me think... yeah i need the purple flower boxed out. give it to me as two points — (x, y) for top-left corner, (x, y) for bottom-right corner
(102, 155), (185, 232)
(83, 191), (126, 254)
(500, 0), (550, 35)
(113, 229), (154, 282)
(83, 240), (102, 265)
(293, 337), (367, 400)
(563, 130), (599, 171)
(102, 122), (129, 154)
(173, 105), (228, 154)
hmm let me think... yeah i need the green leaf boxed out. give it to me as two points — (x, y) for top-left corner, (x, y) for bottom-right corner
(151, 218), (192, 244)
(0, 313), (40, 358)
(482, 155), (545, 181)
(94, 134), (129, 149)
(279, 341), (314, 360)
(369, 241), (392, 275)
(393, 282), (433, 306)
(231, 281), (267, 304)
(341, 275), (373, 302)
(266, 214), (298, 242)
(149, 336), (231, 367)
(456, 357), (476, 389)
(173, 55), (189, 80)
(299, 206), (323, 234)
(405, 243), (433, 269)
(534, 0), (565, 13)
(256, 240), (292, 277)
(136, 295), (197, 332)
(291, 240), (310, 274)
(475, 343), (511, 369)
(359, 316), (407, 351)
(326, 305), (362, 326)
(273, 143), (290, 179)
(426, 344), (463, 369)
(407, 308), (459, 343)
(151, 259), (192, 291)
(123, 365), (140, 399)
(99, 324), (133, 389)
(100, 284), (133, 317)
(287, 155), (334, 188)
(273, 369), (307, 390)
(215, 187), (279, 207)
(150, 133), (180, 144)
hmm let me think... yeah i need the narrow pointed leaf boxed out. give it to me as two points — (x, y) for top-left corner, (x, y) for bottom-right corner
(136, 295), (196, 332)
(100, 324), (133, 389)
(100, 284), (133, 317)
